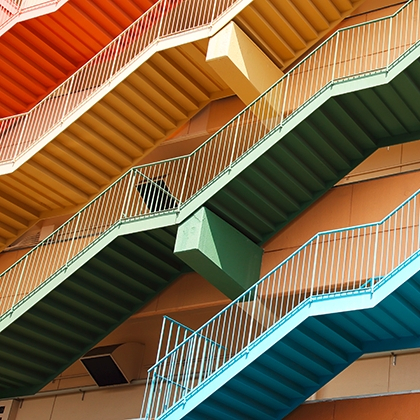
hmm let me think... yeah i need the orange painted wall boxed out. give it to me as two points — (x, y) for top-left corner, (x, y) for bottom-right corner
(286, 392), (420, 420)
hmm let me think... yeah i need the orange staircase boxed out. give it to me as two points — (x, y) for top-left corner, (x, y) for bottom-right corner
(0, 0), (157, 117)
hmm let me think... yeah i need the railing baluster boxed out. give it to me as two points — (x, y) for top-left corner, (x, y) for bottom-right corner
(331, 32), (340, 81)
(310, 235), (320, 298)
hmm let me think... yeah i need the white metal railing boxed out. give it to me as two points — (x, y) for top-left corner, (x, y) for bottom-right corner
(155, 316), (225, 366)
(0, 0), (60, 32)
(0, 0), (240, 163)
(141, 187), (420, 419)
(155, 317), (195, 366)
(0, 0), (418, 348)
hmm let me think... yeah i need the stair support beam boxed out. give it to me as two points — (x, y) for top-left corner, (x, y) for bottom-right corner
(206, 21), (283, 106)
(174, 207), (263, 299)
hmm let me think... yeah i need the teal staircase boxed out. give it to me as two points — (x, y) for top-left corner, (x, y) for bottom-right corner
(1, 0), (420, 398)
(141, 189), (420, 420)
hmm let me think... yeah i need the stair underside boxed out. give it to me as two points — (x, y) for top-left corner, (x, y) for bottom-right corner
(0, 224), (191, 398)
(0, 0), (364, 118)
(233, 0), (365, 70)
(0, 0), (158, 117)
(0, 38), (232, 251)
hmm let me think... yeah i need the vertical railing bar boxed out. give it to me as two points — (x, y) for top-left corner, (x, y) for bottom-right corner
(156, 314), (168, 364)
(347, 229), (354, 291)
(371, 224), (379, 294)
(335, 231), (343, 293)
(157, 0), (167, 39)
(120, 169), (136, 219)
(10, 254), (28, 310)
(399, 205), (404, 265)
(331, 32), (340, 81)
(247, 286), (257, 347)
(65, 214), (81, 267)
(387, 15), (393, 70)
(354, 228), (360, 289)
(13, 114), (29, 160)
(178, 155), (191, 205)
(310, 235), (320, 298)
(60, 76), (75, 122)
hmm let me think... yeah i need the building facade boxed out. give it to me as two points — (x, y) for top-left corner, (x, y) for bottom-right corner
(1, 0), (420, 419)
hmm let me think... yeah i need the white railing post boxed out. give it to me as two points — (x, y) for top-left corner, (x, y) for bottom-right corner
(229, 114), (241, 169)
(65, 214), (81, 267)
(14, 113), (29, 161)
(60, 76), (75, 123)
(144, 371), (158, 419)
(280, 74), (290, 126)
(182, 335), (197, 397)
(371, 224), (379, 294)
(386, 16), (393, 71)
(178, 156), (191, 206)
(11, 255), (28, 310)
(418, 0), (420, 41)
(247, 289), (257, 346)
(156, 316), (167, 363)
(108, 36), (121, 81)
(331, 32), (340, 82)
(310, 235), (320, 298)
(157, 0), (167, 39)
(211, 0), (218, 23)
(120, 170), (136, 219)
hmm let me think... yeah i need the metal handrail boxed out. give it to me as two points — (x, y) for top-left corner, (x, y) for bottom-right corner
(141, 185), (420, 419)
(0, 0), (60, 33)
(0, 0), (240, 163)
(0, 0), (418, 361)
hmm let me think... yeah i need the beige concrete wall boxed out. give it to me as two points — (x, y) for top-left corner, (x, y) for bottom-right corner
(314, 351), (420, 401)
(141, 96), (245, 164)
(346, 0), (406, 24)
(287, 391), (420, 420)
(287, 358), (420, 419)
(8, 384), (147, 420)
(340, 142), (420, 185)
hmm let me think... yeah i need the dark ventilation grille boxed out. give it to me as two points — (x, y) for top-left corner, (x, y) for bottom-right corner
(136, 179), (178, 212)
(82, 355), (128, 386)
(81, 343), (144, 387)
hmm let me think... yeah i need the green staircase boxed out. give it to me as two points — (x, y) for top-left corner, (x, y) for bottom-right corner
(0, 225), (190, 396)
(1, 0), (420, 398)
